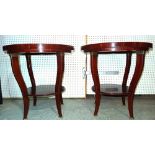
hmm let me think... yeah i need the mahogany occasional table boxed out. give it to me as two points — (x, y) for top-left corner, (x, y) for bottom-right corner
(3, 44), (74, 119)
(81, 42), (152, 118)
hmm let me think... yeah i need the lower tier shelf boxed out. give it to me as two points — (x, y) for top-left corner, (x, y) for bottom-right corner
(27, 85), (65, 96)
(92, 84), (129, 96)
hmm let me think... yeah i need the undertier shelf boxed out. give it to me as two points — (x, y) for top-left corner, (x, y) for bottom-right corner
(27, 85), (65, 96)
(92, 84), (129, 96)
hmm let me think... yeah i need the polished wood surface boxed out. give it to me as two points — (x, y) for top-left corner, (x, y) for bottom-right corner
(92, 84), (128, 96)
(10, 55), (29, 119)
(26, 55), (36, 106)
(122, 53), (132, 105)
(27, 85), (65, 96)
(3, 44), (74, 54)
(81, 42), (152, 53)
(81, 42), (152, 118)
(3, 44), (74, 119)
(90, 53), (101, 115)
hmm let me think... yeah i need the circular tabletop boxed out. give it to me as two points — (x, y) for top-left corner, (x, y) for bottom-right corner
(81, 42), (152, 54)
(3, 44), (74, 55)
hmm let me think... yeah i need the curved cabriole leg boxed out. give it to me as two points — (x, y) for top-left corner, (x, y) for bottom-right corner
(90, 53), (101, 116)
(26, 55), (37, 106)
(10, 55), (29, 119)
(128, 53), (145, 119)
(122, 53), (132, 105)
(55, 53), (64, 117)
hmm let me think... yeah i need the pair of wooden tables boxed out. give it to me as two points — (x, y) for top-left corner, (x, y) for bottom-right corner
(3, 42), (152, 119)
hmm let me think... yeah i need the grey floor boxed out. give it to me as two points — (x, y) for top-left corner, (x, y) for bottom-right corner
(0, 95), (155, 120)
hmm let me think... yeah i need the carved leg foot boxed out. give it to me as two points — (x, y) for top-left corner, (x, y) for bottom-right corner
(128, 95), (134, 119)
(55, 94), (63, 117)
(94, 94), (101, 116)
(23, 97), (30, 119)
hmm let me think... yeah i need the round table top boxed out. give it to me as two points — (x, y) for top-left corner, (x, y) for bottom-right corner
(3, 44), (74, 55)
(81, 42), (153, 54)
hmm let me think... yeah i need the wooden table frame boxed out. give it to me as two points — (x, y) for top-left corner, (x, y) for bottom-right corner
(3, 44), (74, 119)
(81, 42), (152, 118)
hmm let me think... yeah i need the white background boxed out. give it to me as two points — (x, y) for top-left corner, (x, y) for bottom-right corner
(0, 0), (155, 155)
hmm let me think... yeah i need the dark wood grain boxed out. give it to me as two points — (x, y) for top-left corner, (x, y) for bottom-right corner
(55, 53), (65, 117)
(90, 53), (101, 116)
(27, 85), (65, 96)
(3, 44), (74, 54)
(92, 84), (129, 96)
(128, 54), (145, 118)
(26, 55), (37, 106)
(122, 53), (132, 105)
(82, 42), (152, 118)
(81, 42), (152, 53)
(10, 55), (29, 119)
(3, 44), (74, 119)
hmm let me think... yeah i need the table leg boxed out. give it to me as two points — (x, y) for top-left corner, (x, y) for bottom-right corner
(90, 53), (101, 116)
(26, 55), (37, 106)
(122, 53), (132, 105)
(10, 55), (29, 119)
(55, 53), (64, 117)
(128, 53), (145, 118)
